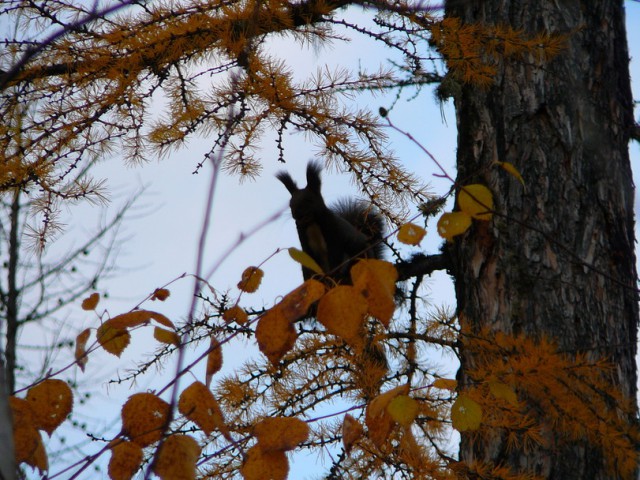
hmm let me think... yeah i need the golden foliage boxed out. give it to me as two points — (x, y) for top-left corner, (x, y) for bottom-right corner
(153, 435), (201, 480)
(25, 379), (73, 436)
(97, 321), (131, 357)
(255, 306), (297, 364)
(108, 441), (143, 480)
(317, 285), (368, 349)
(222, 305), (249, 325)
(81, 292), (100, 311)
(342, 414), (364, 453)
(206, 337), (224, 387)
(397, 222), (427, 245)
(121, 393), (170, 447)
(237, 266), (264, 293)
(429, 18), (566, 86)
(241, 445), (289, 480)
(75, 328), (91, 372)
(178, 381), (228, 437)
(458, 184), (494, 220)
(253, 416), (310, 451)
(10, 397), (48, 472)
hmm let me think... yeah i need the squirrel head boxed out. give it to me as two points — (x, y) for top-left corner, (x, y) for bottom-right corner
(276, 161), (328, 223)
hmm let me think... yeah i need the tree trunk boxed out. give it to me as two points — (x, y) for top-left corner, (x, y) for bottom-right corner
(444, 0), (638, 478)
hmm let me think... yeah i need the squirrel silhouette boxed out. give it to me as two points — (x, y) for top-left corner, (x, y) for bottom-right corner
(277, 161), (385, 283)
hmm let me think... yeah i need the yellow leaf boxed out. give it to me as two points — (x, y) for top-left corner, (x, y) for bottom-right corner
(432, 378), (457, 391)
(241, 445), (288, 480)
(75, 328), (91, 372)
(489, 381), (518, 406)
(222, 305), (248, 325)
(151, 288), (171, 301)
(254, 417), (310, 452)
(350, 259), (397, 327)
(205, 337), (223, 387)
(496, 161), (525, 187)
(288, 247), (324, 275)
(26, 379), (73, 435)
(278, 279), (326, 322)
(97, 321), (130, 357)
(387, 395), (419, 427)
(458, 184), (494, 220)
(255, 307), (297, 365)
(451, 394), (483, 432)
(237, 266), (264, 293)
(342, 414), (364, 454)
(81, 292), (100, 311)
(317, 285), (368, 349)
(178, 381), (228, 437)
(109, 441), (143, 480)
(152, 434), (201, 480)
(366, 385), (410, 448)
(154, 327), (180, 346)
(437, 212), (472, 240)
(397, 223), (426, 245)
(121, 393), (170, 447)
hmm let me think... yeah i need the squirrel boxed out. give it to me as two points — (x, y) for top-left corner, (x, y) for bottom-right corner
(276, 161), (385, 283)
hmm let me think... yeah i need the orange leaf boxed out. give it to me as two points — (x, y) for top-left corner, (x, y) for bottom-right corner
(75, 328), (91, 372)
(81, 292), (100, 311)
(397, 223), (426, 245)
(317, 285), (368, 349)
(222, 305), (248, 325)
(121, 393), (170, 447)
(109, 441), (143, 480)
(178, 381), (228, 437)
(108, 310), (152, 329)
(342, 414), (363, 454)
(26, 379), (73, 435)
(432, 378), (457, 391)
(255, 307), (297, 365)
(154, 327), (180, 346)
(437, 212), (472, 240)
(149, 311), (175, 329)
(152, 434), (201, 480)
(151, 288), (171, 301)
(253, 417), (309, 452)
(10, 397), (47, 471)
(97, 321), (130, 357)
(278, 279), (326, 322)
(350, 259), (397, 327)
(458, 184), (494, 220)
(237, 266), (264, 293)
(205, 337), (223, 387)
(241, 445), (288, 480)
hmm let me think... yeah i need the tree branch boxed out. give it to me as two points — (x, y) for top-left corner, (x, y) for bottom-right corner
(396, 252), (450, 281)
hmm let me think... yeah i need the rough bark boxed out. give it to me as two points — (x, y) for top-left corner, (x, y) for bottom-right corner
(444, 0), (638, 478)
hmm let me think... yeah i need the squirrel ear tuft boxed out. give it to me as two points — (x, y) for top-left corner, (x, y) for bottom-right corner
(306, 161), (323, 192)
(276, 171), (298, 194)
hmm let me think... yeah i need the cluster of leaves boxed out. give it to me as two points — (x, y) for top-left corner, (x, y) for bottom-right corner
(1, 0), (566, 242)
(9, 229), (638, 479)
